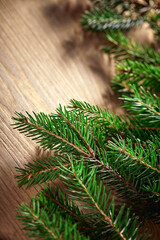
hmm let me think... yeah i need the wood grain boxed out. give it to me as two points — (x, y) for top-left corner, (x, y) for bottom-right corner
(0, 0), (159, 239)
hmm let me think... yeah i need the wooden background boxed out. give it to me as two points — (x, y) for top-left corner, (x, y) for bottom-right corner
(0, 0), (159, 239)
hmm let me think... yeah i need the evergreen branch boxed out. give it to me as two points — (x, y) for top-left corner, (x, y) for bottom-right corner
(68, 99), (159, 142)
(118, 146), (160, 173)
(147, 132), (160, 152)
(108, 137), (160, 174)
(13, 105), (159, 205)
(72, 170), (128, 240)
(142, 181), (160, 198)
(42, 186), (84, 224)
(15, 136), (142, 194)
(59, 158), (147, 240)
(12, 112), (90, 157)
(106, 137), (160, 221)
(19, 203), (58, 239)
(120, 86), (160, 127)
(92, 148), (142, 200)
(13, 100), (159, 236)
(103, 30), (160, 64)
(125, 128), (160, 147)
(68, 99), (126, 133)
(15, 155), (71, 188)
(40, 185), (101, 235)
(16, 153), (149, 236)
(17, 198), (89, 240)
(80, 7), (143, 31)
(75, 113), (104, 148)
(96, 148), (160, 223)
(114, 60), (160, 93)
(56, 106), (95, 158)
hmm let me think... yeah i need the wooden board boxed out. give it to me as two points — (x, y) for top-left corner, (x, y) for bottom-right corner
(0, 0), (159, 239)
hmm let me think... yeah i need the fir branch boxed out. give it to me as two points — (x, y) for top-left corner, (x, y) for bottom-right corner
(18, 203), (58, 239)
(13, 105), (159, 206)
(14, 128), (144, 193)
(40, 185), (114, 238)
(68, 99), (126, 134)
(41, 186), (84, 223)
(97, 147), (160, 223)
(114, 60), (160, 93)
(73, 171), (123, 238)
(108, 137), (160, 174)
(39, 185), (99, 233)
(142, 181), (160, 198)
(17, 198), (89, 240)
(103, 31), (160, 64)
(106, 137), (160, 222)
(56, 106), (95, 158)
(68, 99), (159, 144)
(15, 155), (71, 188)
(80, 7), (143, 31)
(75, 112), (104, 148)
(117, 146), (160, 173)
(147, 132), (160, 152)
(13, 100), (159, 237)
(120, 86), (160, 127)
(93, 148), (142, 199)
(12, 112), (90, 157)
(59, 158), (147, 240)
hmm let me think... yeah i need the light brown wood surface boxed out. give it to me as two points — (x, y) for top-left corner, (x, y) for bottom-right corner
(0, 0), (159, 239)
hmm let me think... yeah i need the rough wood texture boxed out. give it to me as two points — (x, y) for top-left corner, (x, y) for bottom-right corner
(0, 0), (159, 239)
